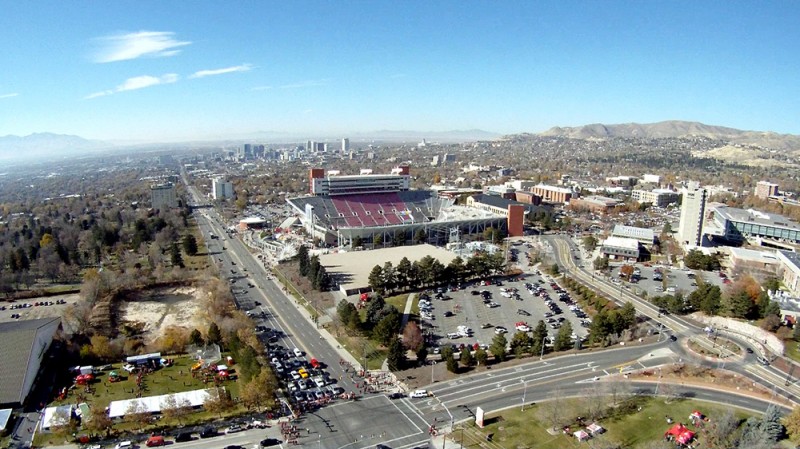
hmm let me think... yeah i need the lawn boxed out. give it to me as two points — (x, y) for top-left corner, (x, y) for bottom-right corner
(453, 397), (756, 449)
(385, 293), (410, 313)
(51, 355), (241, 409)
(785, 340), (800, 364)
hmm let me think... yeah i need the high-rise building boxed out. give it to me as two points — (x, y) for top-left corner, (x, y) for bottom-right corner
(212, 178), (234, 200)
(678, 182), (707, 247)
(150, 183), (178, 210)
(755, 181), (779, 199)
(341, 138), (350, 153)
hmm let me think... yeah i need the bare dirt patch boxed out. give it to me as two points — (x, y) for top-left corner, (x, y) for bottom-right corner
(118, 286), (207, 344)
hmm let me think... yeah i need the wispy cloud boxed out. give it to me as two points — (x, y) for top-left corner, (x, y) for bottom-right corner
(279, 79), (329, 89)
(93, 31), (191, 63)
(84, 73), (180, 99)
(0, 93), (19, 99)
(251, 85), (273, 91)
(189, 64), (252, 79)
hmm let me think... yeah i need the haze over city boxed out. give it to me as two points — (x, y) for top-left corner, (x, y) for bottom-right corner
(2, 1), (799, 143)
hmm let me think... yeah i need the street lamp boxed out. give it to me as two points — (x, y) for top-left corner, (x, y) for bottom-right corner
(521, 379), (528, 411)
(440, 400), (454, 449)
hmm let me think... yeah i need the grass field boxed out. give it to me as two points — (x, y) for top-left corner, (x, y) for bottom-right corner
(452, 396), (756, 449)
(51, 355), (241, 409)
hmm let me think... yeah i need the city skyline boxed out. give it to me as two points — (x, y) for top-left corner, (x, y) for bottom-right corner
(1, 1), (798, 142)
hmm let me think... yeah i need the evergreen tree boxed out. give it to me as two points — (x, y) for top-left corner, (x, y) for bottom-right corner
(169, 242), (184, 267)
(189, 329), (204, 346)
(298, 245), (310, 276)
(207, 322), (222, 345)
(553, 321), (574, 352)
(760, 404), (785, 442)
(490, 333), (507, 362)
(365, 296), (387, 326)
(474, 346), (488, 366)
(460, 347), (475, 367)
(368, 265), (385, 295)
(182, 234), (198, 256)
(386, 337), (405, 371)
(415, 346), (428, 365)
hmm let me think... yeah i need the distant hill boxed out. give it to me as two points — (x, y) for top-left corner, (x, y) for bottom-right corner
(538, 120), (800, 154)
(352, 129), (499, 143)
(0, 133), (110, 161)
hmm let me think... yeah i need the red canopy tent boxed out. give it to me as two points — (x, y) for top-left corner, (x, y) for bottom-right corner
(664, 423), (695, 445)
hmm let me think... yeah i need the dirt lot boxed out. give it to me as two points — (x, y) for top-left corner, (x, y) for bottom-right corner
(119, 286), (207, 344)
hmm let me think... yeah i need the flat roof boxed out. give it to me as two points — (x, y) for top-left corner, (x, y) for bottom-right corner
(715, 206), (800, 231)
(779, 250), (800, 271)
(729, 247), (779, 264)
(0, 317), (60, 405)
(319, 244), (459, 295)
(534, 184), (572, 193)
(602, 236), (639, 250)
(613, 225), (655, 241)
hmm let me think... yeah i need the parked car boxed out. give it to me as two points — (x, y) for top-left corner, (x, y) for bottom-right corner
(174, 432), (192, 442)
(145, 435), (165, 447)
(199, 427), (217, 438)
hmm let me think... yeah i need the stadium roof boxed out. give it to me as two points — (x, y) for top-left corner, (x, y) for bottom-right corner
(0, 317), (60, 405)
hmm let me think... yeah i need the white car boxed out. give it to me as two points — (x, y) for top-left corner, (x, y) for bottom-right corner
(409, 389), (428, 398)
(516, 325), (531, 332)
(494, 326), (508, 334)
(485, 302), (499, 308)
(293, 347), (303, 357)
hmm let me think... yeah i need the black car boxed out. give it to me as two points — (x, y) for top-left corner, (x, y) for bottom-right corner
(470, 290), (480, 296)
(199, 427), (217, 438)
(224, 446), (245, 449)
(387, 392), (405, 400)
(174, 432), (193, 442)
(260, 439), (281, 448)
(516, 309), (531, 316)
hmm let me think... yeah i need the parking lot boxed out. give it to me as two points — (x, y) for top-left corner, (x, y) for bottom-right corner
(606, 263), (725, 299)
(419, 271), (590, 353)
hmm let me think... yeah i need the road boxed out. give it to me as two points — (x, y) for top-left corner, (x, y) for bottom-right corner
(175, 177), (795, 449)
(545, 234), (800, 404)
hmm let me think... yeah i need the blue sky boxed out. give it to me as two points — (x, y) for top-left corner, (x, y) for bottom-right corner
(1, 1), (798, 142)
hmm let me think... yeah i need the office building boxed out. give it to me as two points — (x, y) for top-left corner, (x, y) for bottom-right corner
(150, 183), (178, 210)
(212, 178), (234, 200)
(531, 184), (573, 204)
(341, 138), (350, 153)
(712, 206), (800, 244)
(631, 188), (680, 207)
(677, 182), (707, 247)
(755, 181), (780, 200)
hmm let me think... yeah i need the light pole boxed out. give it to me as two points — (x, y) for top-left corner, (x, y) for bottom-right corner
(440, 400), (454, 449)
(521, 379), (528, 411)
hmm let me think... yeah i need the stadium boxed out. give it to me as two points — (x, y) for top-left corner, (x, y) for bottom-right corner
(286, 166), (536, 248)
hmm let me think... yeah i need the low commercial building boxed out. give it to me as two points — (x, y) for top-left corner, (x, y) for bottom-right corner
(612, 225), (655, 245)
(631, 188), (680, 207)
(712, 206), (800, 245)
(0, 317), (61, 408)
(600, 236), (640, 261)
(728, 247), (781, 279)
(777, 251), (800, 296)
(569, 195), (623, 214)
(531, 184), (573, 204)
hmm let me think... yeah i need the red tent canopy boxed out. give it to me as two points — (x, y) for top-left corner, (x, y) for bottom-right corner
(665, 424), (695, 445)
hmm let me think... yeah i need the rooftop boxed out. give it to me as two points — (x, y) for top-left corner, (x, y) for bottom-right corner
(715, 206), (800, 231)
(0, 317), (61, 405)
(613, 225), (655, 241)
(602, 236), (640, 250)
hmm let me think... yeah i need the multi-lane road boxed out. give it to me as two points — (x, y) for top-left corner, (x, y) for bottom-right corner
(545, 234), (800, 404)
(182, 176), (792, 448)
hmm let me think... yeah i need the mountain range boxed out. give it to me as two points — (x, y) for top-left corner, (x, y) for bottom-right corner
(538, 120), (800, 153)
(0, 133), (110, 162)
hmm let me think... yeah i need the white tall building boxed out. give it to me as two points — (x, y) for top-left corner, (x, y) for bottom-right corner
(212, 178), (234, 200)
(150, 183), (178, 210)
(678, 182), (707, 247)
(341, 138), (350, 153)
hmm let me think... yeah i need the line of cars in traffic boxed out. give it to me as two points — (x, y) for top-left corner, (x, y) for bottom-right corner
(267, 344), (345, 403)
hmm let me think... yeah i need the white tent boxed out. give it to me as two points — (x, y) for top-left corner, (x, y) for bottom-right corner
(108, 388), (216, 418)
(41, 405), (74, 430)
